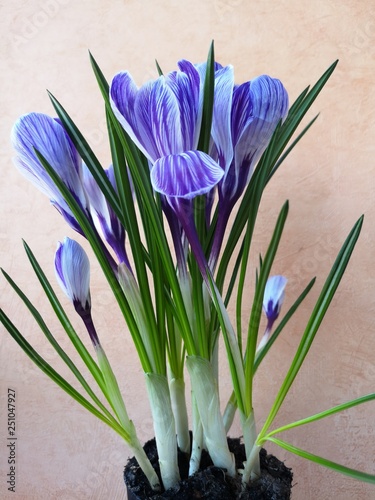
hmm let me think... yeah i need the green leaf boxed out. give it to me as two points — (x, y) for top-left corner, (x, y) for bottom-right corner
(1, 266), (117, 421)
(265, 393), (375, 437)
(258, 215), (364, 439)
(33, 149), (152, 372)
(89, 53), (196, 357)
(197, 40), (215, 154)
(48, 92), (124, 227)
(155, 59), (163, 76)
(19, 242), (105, 384)
(266, 437), (375, 484)
(216, 61), (338, 293)
(244, 201), (289, 410)
(106, 112), (164, 374)
(0, 308), (131, 443)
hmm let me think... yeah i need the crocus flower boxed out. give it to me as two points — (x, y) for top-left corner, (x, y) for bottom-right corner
(12, 113), (88, 234)
(209, 75), (289, 269)
(54, 237), (100, 346)
(83, 164), (131, 267)
(258, 275), (287, 351)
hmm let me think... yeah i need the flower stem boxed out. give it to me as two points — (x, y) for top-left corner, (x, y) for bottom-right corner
(189, 394), (203, 476)
(186, 355), (236, 477)
(169, 376), (190, 454)
(145, 373), (181, 490)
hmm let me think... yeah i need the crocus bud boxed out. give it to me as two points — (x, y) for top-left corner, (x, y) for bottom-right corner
(263, 275), (287, 325)
(54, 237), (91, 314)
(258, 275), (287, 352)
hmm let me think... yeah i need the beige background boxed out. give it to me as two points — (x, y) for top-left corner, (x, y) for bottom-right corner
(1, 1), (374, 499)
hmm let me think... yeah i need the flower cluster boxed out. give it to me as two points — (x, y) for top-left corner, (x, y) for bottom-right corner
(3, 47), (371, 495)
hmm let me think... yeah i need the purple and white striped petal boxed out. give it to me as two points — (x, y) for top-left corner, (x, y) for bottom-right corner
(167, 63), (201, 151)
(110, 63), (201, 164)
(54, 237), (91, 311)
(263, 275), (287, 324)
(12, 113), (87, 211)
(150, 150), (224, 199)
(109, 72), (140, 148)
(220, 75), (289, 201)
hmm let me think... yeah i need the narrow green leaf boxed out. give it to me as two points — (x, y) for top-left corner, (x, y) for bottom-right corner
(267, 114), (319, 181)
(106, 112), (164, 374)
(216, 61), (338, 292)
(90, 53), (196, 356)
(244, 201), (289, 409)
(266, 437), (375, 484)
(1, 267), (118, 423)
(0, 308), (131, 442)
(265, 393), (375, 437)
(18, 243), (105, 385)
(254, 277), (316, 371)
(258, 215), (364, 438)
(155, 59), (163, 76)
(33, 149), (152, 372)
(197, 40), (215, 154)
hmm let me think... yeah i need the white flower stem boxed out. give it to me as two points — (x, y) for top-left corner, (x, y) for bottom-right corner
(189, 394), (203, 476)
(128, 424), (161, 491)
(145, 373), (181, 490)
(240, 409), (260, 484)
(242, 443), (261, 485)
(169, 376), (190, 454)
(186, 356), (236, 477)
(240, 409), (258, 462)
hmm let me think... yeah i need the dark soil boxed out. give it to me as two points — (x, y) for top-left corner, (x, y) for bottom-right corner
(124, 436), (293, 499)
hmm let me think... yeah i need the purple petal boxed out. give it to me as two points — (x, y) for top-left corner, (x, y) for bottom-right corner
(167, 62), (201, 150)
(135, 77), (181, 160)
(111, 73), (183, 162)
(192, 60), (224, 82)
(110, 65), (202, 164)
(52, 201), (84, 235)
(54, 237), (91, 309)
(150, 150), (224, 199)
(12, 113), (87, 210)
(110, 72), (141, 149)
(234, 75), (288, 155)
(221, 75), (288, 200)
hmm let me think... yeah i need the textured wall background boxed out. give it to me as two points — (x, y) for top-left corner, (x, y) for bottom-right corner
(0, 1), (374, 499)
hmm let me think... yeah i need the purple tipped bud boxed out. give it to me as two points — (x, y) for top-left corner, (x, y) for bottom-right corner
(263, 275), (287, 324)
(54, 237), (91, 313)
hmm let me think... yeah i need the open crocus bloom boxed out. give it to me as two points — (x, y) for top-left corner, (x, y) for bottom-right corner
(12, 113), (88, 233)
(110, 59), (289, 275)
